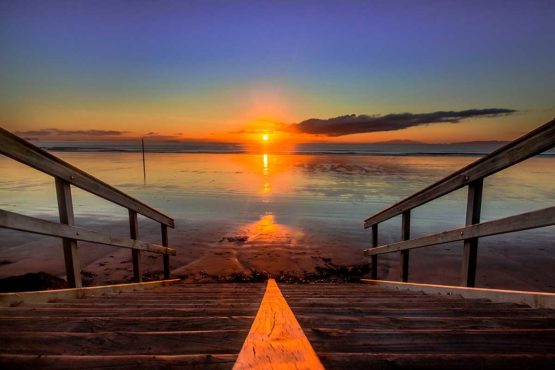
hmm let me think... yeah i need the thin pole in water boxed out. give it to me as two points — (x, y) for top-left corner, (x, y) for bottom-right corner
(141, 138), (146, 184)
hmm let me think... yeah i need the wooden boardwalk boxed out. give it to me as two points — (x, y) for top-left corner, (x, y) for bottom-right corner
(1, 280), (554, 369)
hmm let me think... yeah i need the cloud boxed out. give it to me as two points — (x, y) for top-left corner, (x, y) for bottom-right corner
(14, 128), (128, 137)
(290, 108), (516, 137)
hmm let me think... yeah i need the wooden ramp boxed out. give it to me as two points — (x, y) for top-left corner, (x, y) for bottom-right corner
(1, 280), (555, 369)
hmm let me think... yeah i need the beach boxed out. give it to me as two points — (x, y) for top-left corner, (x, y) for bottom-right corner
(1, 150), (554, 291)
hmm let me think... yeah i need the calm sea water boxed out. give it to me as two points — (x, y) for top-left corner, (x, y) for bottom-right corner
(0, 149), (553, 289)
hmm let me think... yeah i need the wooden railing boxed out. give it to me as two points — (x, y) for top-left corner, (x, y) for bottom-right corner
(0, 127), (176, 288)
(363, 119), (555, 287)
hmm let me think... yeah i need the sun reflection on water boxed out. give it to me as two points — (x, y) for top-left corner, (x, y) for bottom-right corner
(263, 153), (269, 175)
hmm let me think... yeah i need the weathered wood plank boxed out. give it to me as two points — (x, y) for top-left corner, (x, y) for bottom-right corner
(364, 119), (555, 228)
(361, 279), (555, 309)
(364, 206), (555, 256)
(0, 316), (256, 332)
(0, 279), (180, 307)
(2, 330), (249, 355)
(55, 178), (82, 288)
(129, 210), (142, 282)
(303, 329), (555, 354)
(317, 353), (555, 370)
(0, 354), (237, 370)
(233, 279), (324, 370)
(0, 209), (176, 256)
(0, 127), (174, 227)
(371, 224), (378, 279)
(461, 179), (483, 287)
(161, 224), (171, 279)
(401, 210), (410, 282)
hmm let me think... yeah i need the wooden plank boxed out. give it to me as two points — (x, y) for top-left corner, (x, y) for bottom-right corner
(0, 316), (256, 332)
(0, 127), (174, 227)
(0, 279), (180, 307)
(0, 209), (176, 256)
(461, 179), (483, 287)
(1, 330), (250, 355)
(317, 353), (555, 370)
(233, 279), (324, 370)
(364, 206), (555, 256)
(401, 210), (410, 282)
(55, 178), (82, 288)
(364, 119), (555, 228)
(161, 224), (171, 279)
(129, 210), (142, 283)
(371, 224), (378, 279)
(361, 279), (555, 309)
(0, 354), (237, 370)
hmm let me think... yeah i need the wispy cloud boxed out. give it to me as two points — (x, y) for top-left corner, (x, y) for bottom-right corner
(290, 108), (516, 137)
(14, 128), (128, 137)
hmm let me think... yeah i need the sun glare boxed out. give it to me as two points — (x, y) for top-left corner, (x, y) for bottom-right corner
(262, 134), (269, 141)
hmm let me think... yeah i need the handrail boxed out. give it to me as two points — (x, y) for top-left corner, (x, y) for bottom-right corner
(364, 206), (555, 256)
(0, 127), (176, 288)
(0, 210), (176, 256)
(364, 118), (555, 229)
(0, 127), (174, 227)
(363, 119), (555, 287)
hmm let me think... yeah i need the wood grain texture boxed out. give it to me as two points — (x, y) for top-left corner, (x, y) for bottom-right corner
(233, 279), (324, 370)
(55, 178), (82, 288)
(0, 127), (174, 227)
(282, 283), (555, 369)
(0, 282), (266, 368)
(0, 209), (176, 256)
(364, 118), (555, 228)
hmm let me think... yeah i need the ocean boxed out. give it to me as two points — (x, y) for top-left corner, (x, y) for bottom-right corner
(0, 143), (553, 290)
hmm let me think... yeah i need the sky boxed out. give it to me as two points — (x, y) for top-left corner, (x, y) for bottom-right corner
(1, 0), (554, 144)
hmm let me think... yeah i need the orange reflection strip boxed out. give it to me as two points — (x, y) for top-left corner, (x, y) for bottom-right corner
(233, 279), (325, 370)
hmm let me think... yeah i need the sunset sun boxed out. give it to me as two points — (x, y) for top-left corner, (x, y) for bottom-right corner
(262, 134), (269, 142)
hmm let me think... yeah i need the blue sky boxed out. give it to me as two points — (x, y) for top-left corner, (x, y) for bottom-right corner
(1, 0), (554, 142)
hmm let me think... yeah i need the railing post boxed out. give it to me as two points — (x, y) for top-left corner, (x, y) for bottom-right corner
(401, 210), (411, 282)
(55, 178), (82, 288)
(461, 178), (483, 287)
(161, 224), (170, 279)
(129, 210), (142, 282)
(371, 224), (378, 279)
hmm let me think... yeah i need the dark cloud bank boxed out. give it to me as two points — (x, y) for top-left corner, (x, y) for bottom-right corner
(292, 108), (516, 137)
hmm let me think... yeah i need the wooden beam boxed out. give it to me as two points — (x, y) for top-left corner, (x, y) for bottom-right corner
(360, 279), (555, 309)
(401, 210), (410, 282)
(364, 119), (555, 228)
(0, 127), (174, 227)
(0, 209), (176, 256)
(129, 210), (142, 283)
(55, 178), (82, 288)
(461, 179), (483, 287)
(364, 206), (555, 256)
(371, 224), (378, 280)
(0, 279), (180, 307)
(161, 224), (170, 280)
(233, 279), (324, 370)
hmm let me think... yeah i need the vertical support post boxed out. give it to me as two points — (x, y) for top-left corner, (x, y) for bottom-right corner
(371, 224), (378, 279)
(129, 210), (142, 282)
(141, 138), (146, 185)
(401, 210), (411, 282)
(161, 224), (170, 280)
(55, 178), (82, 288)
(461, 178), (483, 287)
